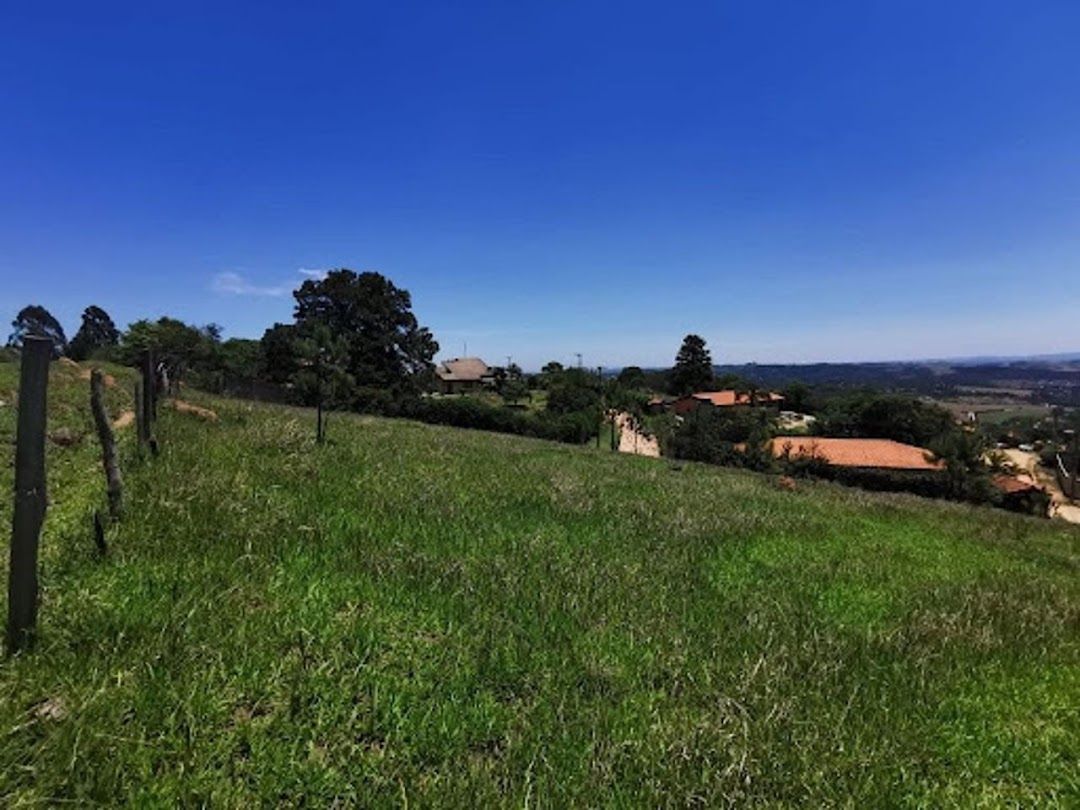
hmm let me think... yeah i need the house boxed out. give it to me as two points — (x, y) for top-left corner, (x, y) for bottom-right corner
(646, 396), (673, 414)
(767, 437), (944, 471)
(992, 474), (1050, 516)
(434, 357), (494, 395)
(672, 389), (784, 416)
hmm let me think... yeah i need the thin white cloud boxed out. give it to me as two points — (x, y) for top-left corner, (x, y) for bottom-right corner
(210, 271), (290, 298)
(210, 267), (335, 297)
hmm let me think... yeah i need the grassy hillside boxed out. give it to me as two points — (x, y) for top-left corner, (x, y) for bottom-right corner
(2, 359), (1079, 806)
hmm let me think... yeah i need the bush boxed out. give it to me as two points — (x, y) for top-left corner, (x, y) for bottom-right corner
(669, 406), (774, 470)
(394, 396), (596, 444)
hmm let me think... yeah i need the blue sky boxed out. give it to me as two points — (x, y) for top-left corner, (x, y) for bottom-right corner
(3, 1), (1079, 370)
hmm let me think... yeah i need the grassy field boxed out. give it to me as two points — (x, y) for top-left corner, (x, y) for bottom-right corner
(2, 359), (1080, 806)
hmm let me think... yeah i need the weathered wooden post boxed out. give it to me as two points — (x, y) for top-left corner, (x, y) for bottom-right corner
(141, 349), (155, 424)
(7, 336), (50, 654)
(135, 378), (148, 448)
(596, 366), (603, 449)
(316, 351), (325, 444)
(90, 368), (123, 519)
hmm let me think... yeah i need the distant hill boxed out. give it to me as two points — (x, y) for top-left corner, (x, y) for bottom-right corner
(704, 357), (1080, 405)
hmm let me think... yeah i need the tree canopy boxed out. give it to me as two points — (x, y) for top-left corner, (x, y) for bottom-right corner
(616, 365), (647, 390)
(68, 305), (120, 361)
(8, 304), (67, 358)
(291, 270), (438, 391)
(669, 334), (714, 395)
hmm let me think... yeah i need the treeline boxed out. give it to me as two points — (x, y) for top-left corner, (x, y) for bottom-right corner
(718, 360), (1080, 406)
(5, 270), (653, 446)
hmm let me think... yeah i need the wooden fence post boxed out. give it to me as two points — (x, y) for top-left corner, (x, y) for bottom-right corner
(135, 378), (148, 448)
(316, 352), (324, 444)
(7, 336), (50, 654)
(90, 368), (123, 519)
(141, 350), (155, 425)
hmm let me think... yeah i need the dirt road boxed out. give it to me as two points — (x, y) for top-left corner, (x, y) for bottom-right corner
(614, 412), (660, 458)
(1002, 448), (1080, 525)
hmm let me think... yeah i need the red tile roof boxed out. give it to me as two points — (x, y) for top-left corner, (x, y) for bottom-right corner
(992, 474), (1042, 495)
(768, 437), (944, 471)
(685, 390), (785, 407)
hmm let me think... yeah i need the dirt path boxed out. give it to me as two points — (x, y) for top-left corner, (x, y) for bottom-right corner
(1003, 448), (1080, 525)
(169, 399), (218, 421)
(614, 412), (660, 458)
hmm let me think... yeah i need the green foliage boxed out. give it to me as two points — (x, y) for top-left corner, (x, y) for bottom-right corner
(669, 405), (774, 470)
(292, 269), (438, 393)
(616, 365), (646, 390)
(812, 391), (956, 447)
(780, 380), (814, 412)
(545, 367), (601, 415)
(669, 333), (714, 395)
(406, 397), (595, 443)
(260, 322), (300, 386)
(7, 304), (67, 358)
(929, 430), (995, 503)
(2, 374), (1079, 805)
(68, 305), (120, 361)
(496, 363), (529, 406)
(118, 317), (218, 383)
(539, 360), (564, 389)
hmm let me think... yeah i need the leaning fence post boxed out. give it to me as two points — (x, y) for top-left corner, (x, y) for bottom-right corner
(90, 368), (123, 519)
(7, 336), (51, 654)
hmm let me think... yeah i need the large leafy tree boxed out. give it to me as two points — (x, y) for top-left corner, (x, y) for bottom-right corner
(68, 305), (120, 361)
(616, 365), (647, 390)
(292, 269), (439, 392)
(8, 304), (68, 358)
(118, 317), (221, 389)
(261, 323), (301, 385)
(669, 333), (714, 395)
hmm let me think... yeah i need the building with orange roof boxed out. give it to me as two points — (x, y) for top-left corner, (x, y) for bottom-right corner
(673, 389), (784, 415)
(767, 436), (944, 471)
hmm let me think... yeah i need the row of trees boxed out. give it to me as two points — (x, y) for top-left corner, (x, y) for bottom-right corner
(8, 304), (120, 361)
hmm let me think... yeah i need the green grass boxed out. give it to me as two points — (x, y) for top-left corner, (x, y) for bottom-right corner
(2, 359), (1080, 806)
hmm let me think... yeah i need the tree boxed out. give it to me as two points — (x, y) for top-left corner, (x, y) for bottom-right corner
(812, 392), (954, 447)
(118, 317), (221, 389)
(547, 367), (600, 415)
(293, 269), (438, 393)
(499, 363), (530, 406)
(261, 323), (301, 386)
(929, 430), (994, 503)
(68, 305), (120, 361)
(669, 405), (773, 470)
(616, 365), (647, 390)
(8, 304), (67, 358)
(539, 361), (565, 390)
(669, 334), (714, 395)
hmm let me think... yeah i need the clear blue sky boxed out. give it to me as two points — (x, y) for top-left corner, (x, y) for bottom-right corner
(3, 1), (1079, 370)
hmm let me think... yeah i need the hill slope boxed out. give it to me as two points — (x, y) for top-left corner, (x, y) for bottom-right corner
(2, 363), (1080, 806)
